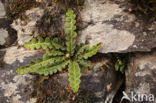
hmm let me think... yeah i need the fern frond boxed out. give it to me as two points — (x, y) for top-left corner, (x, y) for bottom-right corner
(115, 59), (125, 73)
(38, 60), (70, 76)
(78, 43), (101, 60)
(68, 61), (81, 93)
(77, 59), (91, 69)
(46, 50), (65, 57)
(52, 38), (66, 51)
(65, 9), (77, 55)
(76, 43), (89, 56)
(24, 37), (52, 50)
(16, 57), (65, 74)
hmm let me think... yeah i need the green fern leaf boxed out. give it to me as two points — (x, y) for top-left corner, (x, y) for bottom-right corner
(16, 57), (65, 74)
(78, 43), (101, 60)
(52, 38), (66, 51)
(46, 50), (65, 57)
(78, 59), (91, 69)
(65, 9), (77, 55)
(115, 58), (125, 73)
(115, 61), (119, 71)
(68, 61), (81, 93)
(76, 43), (89, 56)
(38, 60), (70, 76)
(24, 37), (52, 50)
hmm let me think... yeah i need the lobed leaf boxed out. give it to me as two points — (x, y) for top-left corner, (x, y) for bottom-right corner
(38, 60), (70, 76)
(16, 56), (66, 74)
(77, 59), (91, 69)
(78, 43), (101, 60)
(46, 50), (65, 57)
(68, 61), (81, 93)
(76, 43), (89, 56)
(115, 59), (125, 73)
(65, 9), (77, 55)
(24, 37), (52, 50)
(51, 38), (66, 51)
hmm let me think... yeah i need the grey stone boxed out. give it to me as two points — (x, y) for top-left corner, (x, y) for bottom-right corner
(0, 1), (9, 46)
(57, 57), (123, 103)
(0, 1), (5, 18)
(0, 47), (123, 103)
(0, 19), (17, 47)
(78, 0), (156, 53)
(0, 46), (43, 103)
(0, 1), (17, 47)
(11, 2), (65, 45)
(0, 28), (8, 45)
(11, 7), (44, 45)
(125, 51), (156, 103)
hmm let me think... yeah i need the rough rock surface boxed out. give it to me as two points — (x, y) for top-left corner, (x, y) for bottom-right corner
(125, 51), (156, 103)
(0, 20), (17, 48)
(0, 46), (123, 103)
(11, 1), (65, 45)
(78, 0), (156, 53)
(0, 0), (156, 103)
(0, 46), (43, 103)
(0, 1), (17, 48)
(11, 7), (44, 45)
(0, 1), (8, 46)
(0, 28), (8, 45)
(55, 57), (123, 103)
(0, 1), (5, 18)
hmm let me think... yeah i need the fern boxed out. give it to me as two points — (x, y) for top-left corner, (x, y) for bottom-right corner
(68, 61), (81, 92)
(78, 43), (101, 60)
(114, 55), (127, 73)
(16, 9), (101, 93)
(24, 37), (53, 50)
(65, 9), (77, 55)
(16, 56), (66, 74)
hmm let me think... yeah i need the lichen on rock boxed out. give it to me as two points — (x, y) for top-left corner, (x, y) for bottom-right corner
(0, 46), (43, 103)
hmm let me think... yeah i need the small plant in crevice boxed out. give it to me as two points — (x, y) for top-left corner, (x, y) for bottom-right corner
(16, 9), (101, 93)
(114, 54), (129, 73)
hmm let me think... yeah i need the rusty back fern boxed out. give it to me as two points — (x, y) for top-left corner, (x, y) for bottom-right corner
(16, 9), (101, 93)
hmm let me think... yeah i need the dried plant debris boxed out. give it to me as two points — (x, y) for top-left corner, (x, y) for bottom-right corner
(6, 0), (39, 20)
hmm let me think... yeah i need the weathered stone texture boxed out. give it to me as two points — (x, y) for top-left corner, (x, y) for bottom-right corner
(125, 51), (156, 103)
(11, 7), (44, 45)
(0, 1), (17, 48)
(0, 47), (43, 103)
(78, 0), (156, 53)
